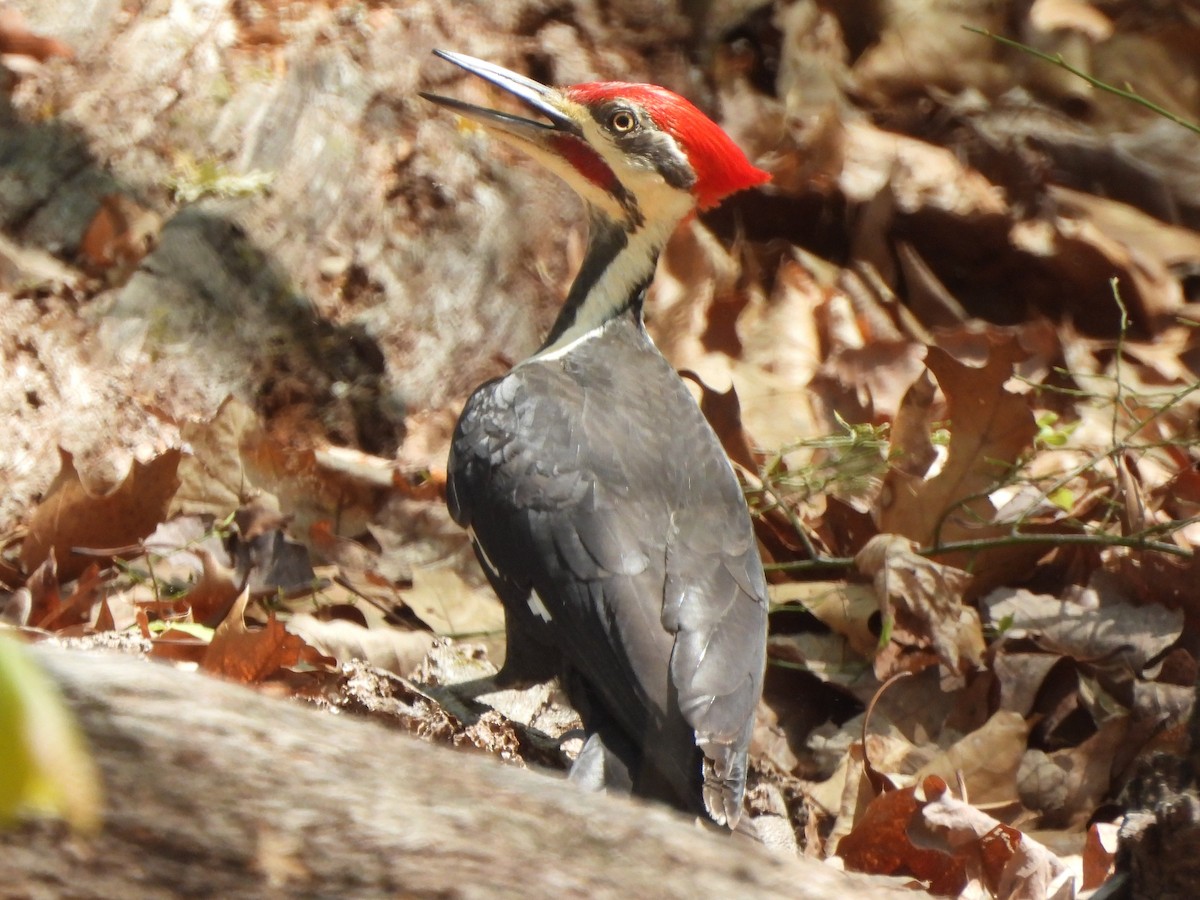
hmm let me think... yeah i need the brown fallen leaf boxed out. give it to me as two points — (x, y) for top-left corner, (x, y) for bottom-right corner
(35, 563), (104, 632)
(680, 371), (760, 473)
(993, 650), (1065, 718)
(808, 339), (929, 429)
(852, 4), (1008, 103)
(857, 534), (984, 690)
(92, 595), (116, 632)
(182, 548), (243, 628)
(0, 10), (73, 61)
(201, 590), (334, 684)
(1018, 716), (1129, 829)
(878, 335), (1036, 550)
(21, 448), (182, 581)
(149, 627), (210, 666)
(1041, 185), (1199, 327)
(888, 368), (939, 478)
(837, 778), (968, 896)
(77, 193), (160, 278)
(878, 334), (1040, 593)
(769, 580), (879, 659)
(398, 567), (504, 641)
(980, 586), (1184, 672)
(767, 630), (866, 689)
(909, 781), (1076, 899)
(22, 555), (60, 629)
(914, 711), (1028, 807)
(1082, 821), (1119, 890)
(286, 613), (435, 677)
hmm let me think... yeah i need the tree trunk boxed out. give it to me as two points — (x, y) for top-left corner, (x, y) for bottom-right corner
(0, 646), (912, 899)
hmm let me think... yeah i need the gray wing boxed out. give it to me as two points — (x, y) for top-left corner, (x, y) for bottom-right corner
(448, 356), (767, 823)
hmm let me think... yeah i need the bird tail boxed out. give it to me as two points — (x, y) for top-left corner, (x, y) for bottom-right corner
(697, 737), (748, 828)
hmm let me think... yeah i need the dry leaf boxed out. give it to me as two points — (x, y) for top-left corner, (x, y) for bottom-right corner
(35, 563), (104, 632)
(149, 627), (210, 666)
(981, 587), (1184, 671)
(857, 534), (984, 690)
(993, 650), (1065, 718)
(21, 556), (60, 629)
(1018, 716), (1129, 829)
(21, 448), (181, 580)
(837, 781), (968, 895)
(767, 631), (866, 688)
(201, 590), (333, 684)
(878, 336), (1036, 558)
(809, 339), (928, 428)
(910, 785), (1076, 899)
(914, 711), (1028, 807)
(182, 548), (242, 627)
(77, 194), (160, 277)
(398, 567), (504, 640)
(680, 371), (760, 473)
(889, 368), (939, 478)
(769, 580), (879, 659)
(286, 614), (435, 677)
(1082, 821), (1119, 890)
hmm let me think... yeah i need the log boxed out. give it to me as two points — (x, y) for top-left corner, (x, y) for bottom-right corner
(0, 646), (912, 899)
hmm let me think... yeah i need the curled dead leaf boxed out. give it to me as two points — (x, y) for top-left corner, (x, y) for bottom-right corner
(857, 534), (984, 689)
(837, 784), (969, 895)
(201, 590), (334, 684)
(910, 789), (1076, 899)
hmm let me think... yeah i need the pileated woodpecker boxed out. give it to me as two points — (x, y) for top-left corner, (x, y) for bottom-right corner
(423, 51), (770, 827)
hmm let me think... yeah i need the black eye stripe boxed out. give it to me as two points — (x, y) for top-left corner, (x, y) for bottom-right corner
(582, 100), (693, 225)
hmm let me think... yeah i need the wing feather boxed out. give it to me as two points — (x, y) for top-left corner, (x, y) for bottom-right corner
(447, 324), (766, 823)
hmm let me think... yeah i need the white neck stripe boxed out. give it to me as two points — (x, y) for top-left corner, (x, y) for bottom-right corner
(527, 320), (609, 363)
(531, 217), (677, 360)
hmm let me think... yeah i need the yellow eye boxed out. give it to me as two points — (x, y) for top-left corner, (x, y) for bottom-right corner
(609, 110), (636, 133)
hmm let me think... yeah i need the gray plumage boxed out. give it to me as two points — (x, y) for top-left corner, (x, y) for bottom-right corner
(448, 307), (768, 824)
(424, 47), (770, 826)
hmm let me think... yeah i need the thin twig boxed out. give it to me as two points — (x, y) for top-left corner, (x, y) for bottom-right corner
(1111, 279), (1128, 451)
(921, 531), (1192, 560)
(965, 27), (1200, 136)
(764, 556), (855, 574)
(765, 525), (1194, 573)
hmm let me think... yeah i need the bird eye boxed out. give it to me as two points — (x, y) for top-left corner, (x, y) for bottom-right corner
(608, 109), (637, 133)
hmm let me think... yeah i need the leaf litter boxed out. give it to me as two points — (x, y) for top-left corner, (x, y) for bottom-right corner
(4, 1), (1200, 895)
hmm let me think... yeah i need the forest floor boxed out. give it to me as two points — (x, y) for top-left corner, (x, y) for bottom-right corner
(3, 2), (1200, 897)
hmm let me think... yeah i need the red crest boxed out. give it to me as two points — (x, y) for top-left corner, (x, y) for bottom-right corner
(566, 82), (769, 210)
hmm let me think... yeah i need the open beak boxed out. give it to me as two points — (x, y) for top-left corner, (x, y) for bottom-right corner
(420, 50), (581, 142)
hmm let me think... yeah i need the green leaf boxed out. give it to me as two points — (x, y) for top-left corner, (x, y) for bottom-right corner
(0, 634), (102, 831)
(1048, 487), (1076, 512)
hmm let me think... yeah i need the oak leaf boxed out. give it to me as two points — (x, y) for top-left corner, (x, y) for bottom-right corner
(21, 448), (181, 581)
(878, 334), (1037, 573)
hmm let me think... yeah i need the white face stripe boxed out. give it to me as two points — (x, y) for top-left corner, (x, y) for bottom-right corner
(577, 108), (693, 220)
(494, 93), (698, 362)
(527, 115), (695, 361)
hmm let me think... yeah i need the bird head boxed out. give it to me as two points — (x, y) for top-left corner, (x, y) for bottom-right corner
(421, 51), (769, 233)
